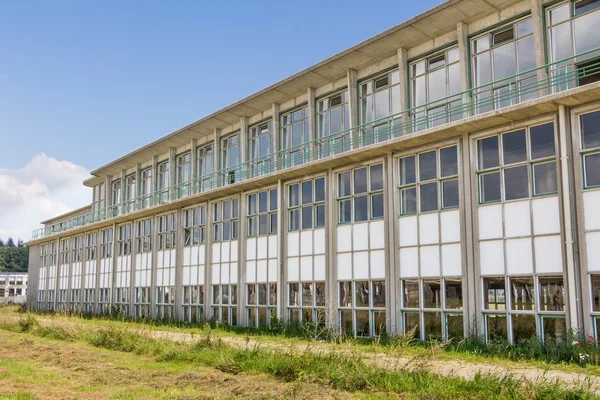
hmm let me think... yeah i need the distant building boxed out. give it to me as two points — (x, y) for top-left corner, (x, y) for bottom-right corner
(24, 0), (600, 343)
(0, 272), (28, 304)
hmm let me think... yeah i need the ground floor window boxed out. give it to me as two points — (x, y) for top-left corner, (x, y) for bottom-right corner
(115, 287), (130, 316)
(98, 288), (111, 314)
(134, 287), (151, 319)
(482, 275), (565, 343)
(83, 289), (95, 313)
(156, 286), (175, 320)
(246, 283), (277, 327)
(339, 280), (386, 337)
(212, 284), (237, 325)
(288, 281), (326, 326)
(182, 285), (204, 324)
(400, 278), (464, 341)
(70, 289), (80, 311)
(57, 289), (68, 311)
(37, 290), (46, 310)
(46, 290), (55, 311)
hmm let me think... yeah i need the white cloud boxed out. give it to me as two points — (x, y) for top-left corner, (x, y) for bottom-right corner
(0, 153), (91, 242)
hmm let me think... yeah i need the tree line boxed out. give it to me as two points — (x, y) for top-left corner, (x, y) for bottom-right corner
(0, 238), (28, 272)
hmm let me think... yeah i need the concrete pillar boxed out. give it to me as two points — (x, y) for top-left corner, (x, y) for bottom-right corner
(110, 222), (118, 314)
(272, 104), (280, 169)
(385, 153), (398, 334)
(152, 156), (158, 205)
(326, 167), (337, 331)
(150, 215), (159, 319)
(129, 222), (137, 318)
(347, 69), (359, 148)
(457, 22), (471, 118)
(120, 169), (126, 215)
(135, 163), (141, 212)
(460, 134), (477, 337)
(213, 129), (220, 188)
(307, 88), (316, 160)
(240, 116), (249, 165)
(174, 207), (184, 321)
(104, 176), (111, 218)
(204, 201), (214, 321)
(396, 48), (409, 134)
(94, 231), (101, 313)
(238, 193), (247, 326)
(530, 0), (548, 96)
(276, 179), (285, 320)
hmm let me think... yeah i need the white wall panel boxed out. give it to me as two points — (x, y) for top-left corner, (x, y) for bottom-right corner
(399, 247), (419, 278)
(212, 243), (221, 263)
(479, 240), (504, 275)
(287, 257), (299, 281)
(337, 253), (352, 280)
(300, 231), (313, 255)
(419, 214), (439, 245)
(247, 261), (256, 283)
(534, 235), (562, 273)
(222, 242), (231, 262)
(584, 191), (600, 231)
(587, 232), (600, 272)
(353, 223), (369, 251)
(399, 216), (418, 247)
(314, 229), (326, 254)
(506, 238), (533, 274)
(257, 237), (268, 260)
(268, 259), (277, 282)
(288, 232), (299, 257)
(268, 235), (278, 258)
(314, 255), (326, 281)
(440, 210), (460, 243)
(370, 250), (385, 279)
(246, 238), (257, 260)
(532, 197), (560, 235)
(478, 205), (503, 240)
(504, 201), (531, 238)
(353, 251), (369, 279)
(257, 260), (267, 282)
(337, 226), (352, 252)
(420, 245), (440, 277)
(441, 243), (462, 277)
(231, 242), (238, 262)
(369, 220), (385, 249)
(300, 257), (313, 281)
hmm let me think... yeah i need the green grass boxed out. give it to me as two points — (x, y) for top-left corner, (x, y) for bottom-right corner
(2, 311), (598, 400)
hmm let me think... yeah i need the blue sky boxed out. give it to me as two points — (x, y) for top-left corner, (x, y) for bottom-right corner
(0, 0), (442, 171)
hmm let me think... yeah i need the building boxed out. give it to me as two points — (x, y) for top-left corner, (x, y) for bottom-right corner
(0, 272), (28, 304)
(25, 0), (600, 343)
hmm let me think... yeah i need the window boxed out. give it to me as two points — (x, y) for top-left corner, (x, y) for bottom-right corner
(212, 198), (239, 242)
(288, 281), (326, 326)
(248, 189), (277, 237)
(288, 177), (325, 231)
(580, 110), (600, 188)
(483, 276), (565, 343)
(59, 238), (70, 265)
(72, 236), (83, 263)
(100, 229), (113, 259)
(317, 91), (351, 156)
(176, 152), (192, 197)
(117, 224), (132, 256)
(136, 219), (153, 253)
(339, 280), (387, 337)
(359, 70), (402, 144)
(92, 182), (106, 215)
(124, 174), (136, 213)
(410, 46), (462, 131)
(134, 287), (151, 319)
(111, 179), (122, 216)
(212, 284), (238, 325)
(158, 213), (177, 250)
(477, 123), (557, 203)
(183, 206), (206, 246)
(157, 161), (170, 202)
(471, 17), (535, 114)
(183, 285), (204, 324)
(140, 168), (153, 209)
(221, 134), (241, 185)
(197, 144), (215, 192)
(337, 164), (384, 224)
(156, 286), (175, 320)
(249, 122), (275, 177)
(247, 283), (277, 327)
(399, 146), (459, 214)
(83, 288), (95, 313)
(281, 107), (310, 167)
(547, 1), (600, 90)
(400, 279), (464, 340)
(85, 232), (97, 261)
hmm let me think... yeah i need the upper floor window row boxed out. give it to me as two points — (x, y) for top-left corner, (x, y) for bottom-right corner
(579, 110), (600, 189)
(338, 164), (384, 224)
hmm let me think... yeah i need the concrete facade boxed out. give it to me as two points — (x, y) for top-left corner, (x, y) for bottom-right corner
(0, 272), (28, 305)
(26, 0), (600, 342)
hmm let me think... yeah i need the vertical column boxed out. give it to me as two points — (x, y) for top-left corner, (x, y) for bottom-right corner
(240, 116), (249, 164)
(80, 236), (87, 312)
(174, 207), (184, 321)
(385, 153), (399, 334)
(135, 163), (141, 211)
(150, 214), (159, 319)
(558, 104), (581, 330)
(238, 192), (247, 326)
(306, 88), (316, 161)
(94, 231), (101, 312)
(457, 22), (471, 118)
(26, 246), (40, 310)
(129, 220), (137, 318)
(120, 169), (126, 215)
(396, 48), (409, 134)
(204, 201), (213, 321)
(347, 69), (359, 148)
(272, 103), (280, 168)
(66, 237), (73, 311)
(530, 0), (548, 96)
(152, 156), (158, 204)
(190, 138), (198, 193)
(277, 179), (285, 320)
(460, 134), (477, 337)
(326, 167), (337, 331)
(213, 129), (220, 188)
(104, 176), (112, 218)
(169, 147), (176, 200)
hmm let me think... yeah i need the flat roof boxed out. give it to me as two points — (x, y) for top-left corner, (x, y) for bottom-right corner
(84, 0), (523, 186)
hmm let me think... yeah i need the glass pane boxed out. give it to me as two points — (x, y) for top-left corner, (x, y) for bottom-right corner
(289, 283), (299, 306)
(530, 123), (556, 159)
(419, 151), (437, 181)
(270, 214), (277, 234)
(371, 193), (384, 219)
(575, 0), (600, 15)
(486, 314), (507, 342)
(504, 165), (529, 200)
(339, 282), (352, 307)
(370, 164), (384, 191)
(423, 279), (442, 308)
(445, 278), (463, 309)
(289, 184), (300, 207)
(258, 191), (268, 213)
(412, 76), (426, 107)
(446, 314), (464, 340)
(355, 281), (370, 307)
(374, 310), (386, 336)
(533, 162), (557, 195)
(270, 189), (277, 211)
(315, 178), (325, 202)
(442, 179), (459, 208)
(403, 280), (420, 308)
(478, 136), (499, 169)
(542, 317), (566, 344)
(574, 10), (600, 55)
(539, 276), (565, 312)
(512, 314), (536, 344)
(474, 36), (490, 53)
(503, 130), (527, 164)
(510, 277), (535, 311)
(401, 187), (417, 214)
(374, 89), (390, 120)
(420, 182), (438, 212)
(354, 168), (368, 194)
(400, 156), (416, 185)
(424, 312), (442, 340)
(517, 36), (535, 73)
(371, 281), (386, 308)
(316, 204), (325, 227)
(474, 54), (491, 86)
(403, 312), (420, 338)
(447, 47), (459, 63)
(492, 42), (516, 81)
(302, 181), (313, 205)
(440, 146), (458, 177)
(247, 285), (256, 305)
(259, 214), (268, 236)
(484, 278), (506, 310)
(316, 282), (325, 307)
(516, 19), (532, 38)
(549, 4), (569, 25)
(339, 199), (352, 224)
(302, 206), (313, 230)
(581, 111), (600, 150)
(354, 195), (369, 222)
(549, 23), (573, 62)
(480, 172), (501, 203)
(428, 68), (446, 102)
(584, 152), (600, 188)
(339, 172), (352, 197)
